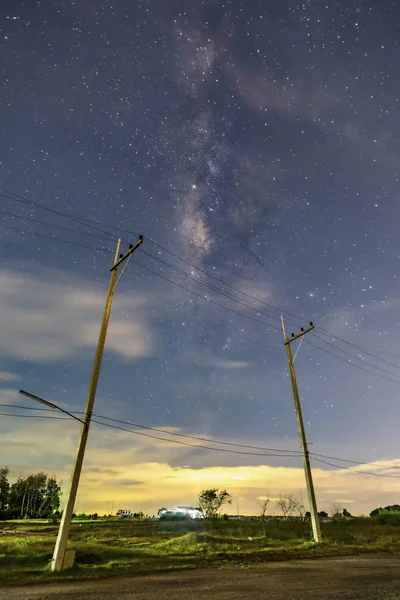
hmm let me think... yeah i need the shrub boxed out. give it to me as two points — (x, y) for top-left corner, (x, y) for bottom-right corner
(376, 513), (400, 526)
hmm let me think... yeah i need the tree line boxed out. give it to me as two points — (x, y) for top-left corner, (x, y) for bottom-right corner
(0, 467), (61, 520)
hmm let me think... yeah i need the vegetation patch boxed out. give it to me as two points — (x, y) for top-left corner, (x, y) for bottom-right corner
(1, 516), (400, 586)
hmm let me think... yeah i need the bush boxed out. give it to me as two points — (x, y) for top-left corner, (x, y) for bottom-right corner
(0, 508), (20, 520)
(375, 513), (400, 526)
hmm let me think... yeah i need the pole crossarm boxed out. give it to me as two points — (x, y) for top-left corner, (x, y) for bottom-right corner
(284, 323), (314, 345)
(110, 235), (143, 271)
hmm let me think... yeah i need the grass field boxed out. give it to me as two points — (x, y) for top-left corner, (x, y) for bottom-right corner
(1, 517), (400, 586)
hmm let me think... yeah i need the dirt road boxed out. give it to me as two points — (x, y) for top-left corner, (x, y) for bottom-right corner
(1, 555), (400, 600)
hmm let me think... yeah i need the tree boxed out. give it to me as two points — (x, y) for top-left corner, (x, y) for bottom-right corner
(258, 494), (271, 535)
(330, 503), (343, 519)
(342, 508), (352, 518)
(276, 494), (301, 519)
(258, 496), (271, 519)
(0, 467), (10, 511)
(198, 489), (232, 519)
(296, 493), (306, 520)
(8, 472), (61, 518)
(370, 505), (400, 517)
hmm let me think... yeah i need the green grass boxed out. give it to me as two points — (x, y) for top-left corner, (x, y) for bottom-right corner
(1, 517), (399, 586)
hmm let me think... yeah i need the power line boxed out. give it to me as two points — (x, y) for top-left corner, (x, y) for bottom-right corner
(0, 410), (300, 458)
(2, 184), (399, 374)
(0, 189), (123, 243)
(0, 188), (133, 243)
(91, 418), (303, 457)
(311, 332), (400, 379)
(309, 450), (400, 469)
(311, 457), (400, 478)
(92, 413), (301, 453)
(140, 248), (296, 328)
(1, 209), (118, 245)
(5, 201), (397, 382)
(2, 194), (299, 331)
(0, 223), (113, 254)
(1, 185), (303, 325)
(0, 404), (299, 453)
(2, 411), (398, 476)
(316, 326), (400, 371)
(149, 239), (305, 327)
(3, 226), (400, 387)
(135, 259), (282, 332)
(2, 404), (400, 471)
(0, 411), (68, 420)
(305, 339), (400, 385)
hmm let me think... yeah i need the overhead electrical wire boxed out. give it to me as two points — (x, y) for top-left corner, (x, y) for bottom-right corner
(134, 259), (282, 331)
(0, 216), (284, 334)
(2, 184), (399, 380)
(138, 249), (400, 379)
(0, 185), (302, 325)
(131, 260), (400, 384)
(0, 404), (299, 453)
(91, 418), (303, 457)
(311, 457), (400, 478)
(0, 208), (120, 245)
(1, 411), (399, 477)
(148, 239), (305, 327)
(2, 220), (398, 384)
(0, 223), (113, 254)
(316, 325), (400, 369)
(305, 339), (400, 385)
(311, 332), (400, 379)
(0, 187), (134, 241)
(140, 248), (296, 328)
(0, 189), (122, 243)
(1, 228), (397, 384)
(1, 404), (400, 473)
(0, 412), (67, 420)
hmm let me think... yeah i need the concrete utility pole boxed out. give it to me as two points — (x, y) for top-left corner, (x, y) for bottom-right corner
(281, 316), (322, 543)
(51, 235), (143, 571)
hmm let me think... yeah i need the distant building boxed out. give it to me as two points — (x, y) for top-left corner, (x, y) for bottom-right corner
(158, 506), (203, 519)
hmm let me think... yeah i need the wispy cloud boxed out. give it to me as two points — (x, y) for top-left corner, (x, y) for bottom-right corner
(2, 414), (400, 515)
(227, 62), (334, 120)
(0, 371), (20, 382)
(0, 266), (157, 362)
(321, 297), (400, 335)
(184, 349), (250, 370)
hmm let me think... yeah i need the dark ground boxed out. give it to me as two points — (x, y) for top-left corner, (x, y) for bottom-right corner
(1, 554), (400, 600)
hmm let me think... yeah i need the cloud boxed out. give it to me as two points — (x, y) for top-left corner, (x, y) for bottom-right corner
(2, 413), (400, 516)
(0, 266), (157, 362)
(0, 371), (20, 382)
(321, 298), (400, 336)
(227, 63), (334, 120)
(184, 349), (250, 370)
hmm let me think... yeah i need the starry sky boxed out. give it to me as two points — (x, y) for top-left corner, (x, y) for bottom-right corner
(1, 0), (400, 516)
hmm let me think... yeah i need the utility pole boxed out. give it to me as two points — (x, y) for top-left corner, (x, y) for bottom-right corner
(281, 316), (322, 543)
(51, 235), (143, 571)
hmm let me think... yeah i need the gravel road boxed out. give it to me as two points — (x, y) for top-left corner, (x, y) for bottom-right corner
(1, 554), (400, 600)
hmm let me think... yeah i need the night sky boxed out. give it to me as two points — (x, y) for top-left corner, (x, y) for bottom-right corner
(1, 0), (400, 515)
